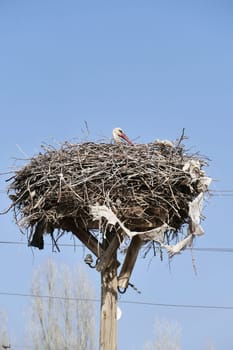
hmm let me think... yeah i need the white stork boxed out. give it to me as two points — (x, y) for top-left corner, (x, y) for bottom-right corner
(112, 127), (133, 145)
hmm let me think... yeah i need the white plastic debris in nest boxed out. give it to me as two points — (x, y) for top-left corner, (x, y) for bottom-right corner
(183, 159), (212, 192)
(188, 193), (204, 235)
(90, 164), (211, 257)
(155, 139), (174, 147)
(183, 159), (204, 180)
(182, 159), (212, 234)
(90, 204), (170, 243)
(89, 204), (189, 257)
(163, 192), (207, 257)
(162, 235), (194, 256)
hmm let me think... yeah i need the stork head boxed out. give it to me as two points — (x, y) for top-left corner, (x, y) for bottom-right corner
(112, 127), (133, 145)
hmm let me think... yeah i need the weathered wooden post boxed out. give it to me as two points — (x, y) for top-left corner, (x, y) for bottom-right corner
(100, 232), (118, 350)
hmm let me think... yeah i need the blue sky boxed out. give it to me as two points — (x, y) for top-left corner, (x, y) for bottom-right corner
(0, 1), (233, 349)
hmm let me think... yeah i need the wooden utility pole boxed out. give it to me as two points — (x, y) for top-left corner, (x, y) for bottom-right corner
(100, 231), (118, 350)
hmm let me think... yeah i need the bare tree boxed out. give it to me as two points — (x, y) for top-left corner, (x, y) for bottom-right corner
(144, 318), (182, 350)
(0, 310), (10, 349)
(27, 258), (96, 350)
(204, 341), (215, 350)
(144, 318), (215, 350)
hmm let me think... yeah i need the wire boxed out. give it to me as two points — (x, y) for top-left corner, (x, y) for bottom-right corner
(0, 291), (98, 303)
(212, 194), (233, 197)
(1, 345), (31, 350)
(211, 190), (233, 192)
(120, 300), (233, 311)
(211, 190), (233, 197)
(0, 240), (232, 254)
(189, 247), (233, 253)
(0, 291), (233, 311)
(0, 241), (84, 248)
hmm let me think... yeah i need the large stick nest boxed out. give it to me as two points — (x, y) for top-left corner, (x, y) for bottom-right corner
(7, 139), (210, 250)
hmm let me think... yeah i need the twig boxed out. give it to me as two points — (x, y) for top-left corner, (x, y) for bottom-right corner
(177, 128), (186, 147)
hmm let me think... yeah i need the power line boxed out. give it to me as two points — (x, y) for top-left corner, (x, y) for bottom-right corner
(120, 300), (233, 311)
(1, 345), (31, 350)
(211, 190), (233, 197)
(189, 247), (233, 253)
(211, 190), (233, 192)
(212, 194), (233, 197)
(0, 291), (232, 311)
(0, 241), (84, 248)
(0, 291), (98, 303)
(0, 240), (232, 254)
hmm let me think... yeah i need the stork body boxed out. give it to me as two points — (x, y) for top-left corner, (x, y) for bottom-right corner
(112, 128), (132, 145)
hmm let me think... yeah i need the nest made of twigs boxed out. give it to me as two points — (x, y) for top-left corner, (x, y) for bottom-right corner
(7, 139), (209, 249)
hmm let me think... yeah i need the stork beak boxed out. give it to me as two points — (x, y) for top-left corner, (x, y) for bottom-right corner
(120, 132), (133, 145)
